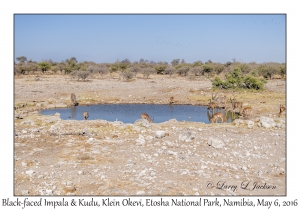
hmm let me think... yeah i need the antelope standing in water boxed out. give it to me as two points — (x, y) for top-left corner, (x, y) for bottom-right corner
(279, 104), (286, 117)
(83, 111), (89, 120)
(141, 113), (152, 123)
(210, 112), (224, 123)
(240, 107), (253, 119)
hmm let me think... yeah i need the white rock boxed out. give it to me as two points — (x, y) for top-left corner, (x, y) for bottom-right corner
(136, 191), (145, 195)
(241, 166), (248, 171)
(207, 138), (225, 149)
(26, 170), (35, 176)
(155, 130), (166, 138)
(21, 190), (29, 195)
(246, 120), (254, 129)
(167, 150), (178, 156)
(135, 135), (145, 146)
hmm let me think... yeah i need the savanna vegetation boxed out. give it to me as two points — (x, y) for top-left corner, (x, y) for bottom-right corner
(14, 56), (286, 90)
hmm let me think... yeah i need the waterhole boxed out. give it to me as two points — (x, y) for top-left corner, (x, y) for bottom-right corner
(40, 104), (238, 124)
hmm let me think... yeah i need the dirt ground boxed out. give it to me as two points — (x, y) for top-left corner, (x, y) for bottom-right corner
(14, 74), (286, 196)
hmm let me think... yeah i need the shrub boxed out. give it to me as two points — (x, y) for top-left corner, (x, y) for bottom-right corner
(121, 70), (134, 81)
(109, 65), (118, 75)
(214, 64), (225, 75)
(242, 75), (267, 90)
(250, 69), (259, 77)
(164, 66), (175, 77)
(129, 66), (140, 76)
(70, 70), (90, 81)
(202, 64), (214, 76)
(96, 66), (109, 77)
(155, 65), (167, 74)
(177, 66), (189, 76)
(212, 67), (266, 90)
(141, 67), (155, 78)
(189, 67), (202, 76)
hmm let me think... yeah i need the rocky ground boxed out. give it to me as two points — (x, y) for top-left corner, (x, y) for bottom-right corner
(14, 74), (286, 196)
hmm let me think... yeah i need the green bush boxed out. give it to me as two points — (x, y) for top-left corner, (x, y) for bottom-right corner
(212, 67), (266, 90)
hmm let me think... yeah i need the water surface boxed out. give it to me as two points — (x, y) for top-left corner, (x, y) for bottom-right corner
(40, 104), (237, 124)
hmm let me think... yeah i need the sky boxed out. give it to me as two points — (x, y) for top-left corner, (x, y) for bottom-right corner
(14, 14), (286, 64)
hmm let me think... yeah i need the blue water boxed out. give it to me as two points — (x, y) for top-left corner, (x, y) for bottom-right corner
(40, 104), (236, 124)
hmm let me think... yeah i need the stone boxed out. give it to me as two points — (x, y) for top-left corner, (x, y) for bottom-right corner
(136, 191), (145, 195)
(21, 190), (29, 195)
(155, 130), (165, 138)
(134, 119), (151, 128)
(241, 166), (248, 171)
(26, 170), (35, 177)
(135, 135), (145, 146)
(246, 120), (254, 129)
(178, 132), (195, 142)
(233, 119), (244, 126)
(207, 138), (225, 149)
(258, 116), (276, 128)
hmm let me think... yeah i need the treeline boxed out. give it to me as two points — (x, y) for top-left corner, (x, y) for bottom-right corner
(14, 56), (286, 82)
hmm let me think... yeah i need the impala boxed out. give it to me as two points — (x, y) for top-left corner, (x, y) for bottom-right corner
(83, 111), (89, 120)
(279, 104), (286, 117)
(141, 113), (153, 123)
(169, 96), (174, 104)
(240, 107), (253, 118)
(210, 112), (224, 123)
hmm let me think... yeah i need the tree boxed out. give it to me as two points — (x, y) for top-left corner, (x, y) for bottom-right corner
(205, 59), (213, 64)
(16, 56), (27, 64)
(38, 61), (51, 73)
(69, 57), (78, 63)
(171, 59), (180, 66)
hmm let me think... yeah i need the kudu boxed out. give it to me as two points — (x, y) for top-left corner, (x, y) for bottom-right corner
(230, 97), (243, 110)
(70, 93), (79, 106)
(212, 92), (227, 109)
(207, 99), (217, 113)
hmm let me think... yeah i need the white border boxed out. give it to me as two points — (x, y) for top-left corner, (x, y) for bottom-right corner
(2, 1), (298, 209)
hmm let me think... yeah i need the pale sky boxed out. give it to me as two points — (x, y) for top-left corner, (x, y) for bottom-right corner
(14, 14), (286, 64)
